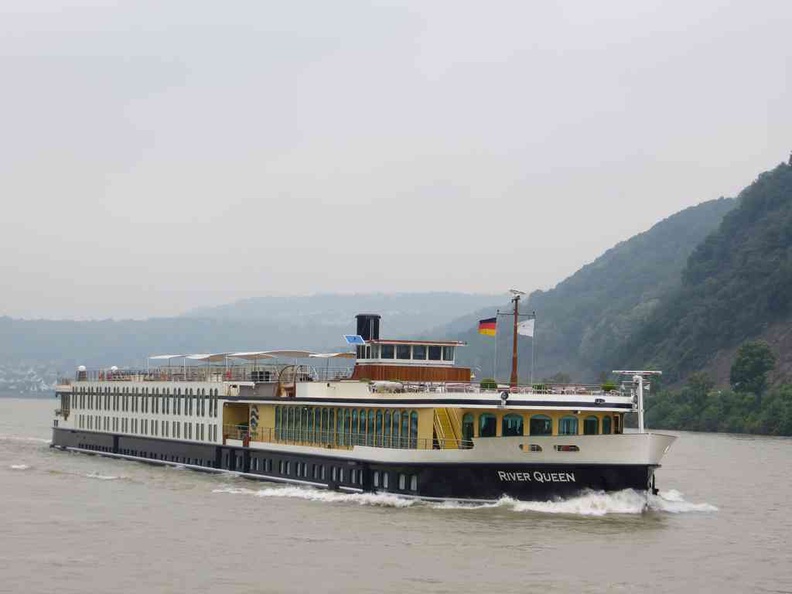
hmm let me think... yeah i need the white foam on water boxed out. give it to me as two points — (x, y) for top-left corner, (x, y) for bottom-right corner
(213, 484), (717, 515)
(649, 489), (719, 513)
(10, 464), (30, 470)
(86, 472), (122, 481)
(213, 485), (417, 508)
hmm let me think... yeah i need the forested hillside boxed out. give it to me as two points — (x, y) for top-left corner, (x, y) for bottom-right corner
(621, 163), (792, 383)
(443, 198), (735, 381)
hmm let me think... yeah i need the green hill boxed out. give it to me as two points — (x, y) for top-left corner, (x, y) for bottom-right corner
(621, 162), (792, 382)
(441, 198), (736, 382)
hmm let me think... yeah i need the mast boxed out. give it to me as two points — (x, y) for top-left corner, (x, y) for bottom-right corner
(613, 370), (662, 433)
(509, 290), (523, 389)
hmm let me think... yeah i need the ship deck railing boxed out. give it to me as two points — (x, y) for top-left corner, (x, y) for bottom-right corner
(68, 365), (355, 384)
(377, 382), (619, 397)
(62, 367), (622, 398)
(223, 425), (473, 451)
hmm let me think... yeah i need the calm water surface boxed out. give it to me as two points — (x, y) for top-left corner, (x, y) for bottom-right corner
(1, 398), (790, 594)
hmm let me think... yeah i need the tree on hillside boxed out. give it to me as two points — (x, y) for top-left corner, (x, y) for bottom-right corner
(730, 341), (776, 398)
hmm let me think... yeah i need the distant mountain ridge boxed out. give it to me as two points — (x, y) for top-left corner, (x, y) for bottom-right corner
(0, 293), (501, 383)
(182, 292), (500, 336)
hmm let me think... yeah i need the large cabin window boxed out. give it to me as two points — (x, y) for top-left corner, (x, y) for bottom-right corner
(479, 413), (497, 437)
(529, 415), (553, 436)
(502, 414), (524, 437)
(375, 410), (383, 447)
(367, 410), (376, 446)
(392, 411), (401, 446)
(380, 344), (394, 359)
(412, 345), (426, 360)
(396, 345), (410, 360)
(584, 416), (599, 435)
(602, 415), (612, 434)
(559, 416), (579, 436)
(428, 346), (441, 361)
(384, 410), (392, 447)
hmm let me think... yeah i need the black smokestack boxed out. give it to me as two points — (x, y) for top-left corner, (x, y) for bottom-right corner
(355, 314), (381, 340)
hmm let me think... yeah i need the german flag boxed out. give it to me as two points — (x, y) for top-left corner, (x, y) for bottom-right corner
(478, 317), (497, 336)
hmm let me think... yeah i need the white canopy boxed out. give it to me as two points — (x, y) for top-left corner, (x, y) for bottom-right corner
(228, 351), (277, 361)
(148, 350), (355, 362)
(185, 353), (231, 363)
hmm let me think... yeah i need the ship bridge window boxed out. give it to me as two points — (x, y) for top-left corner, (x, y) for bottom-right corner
(479, 413), (497, 437)
(559, 416), (579, 436)
(428, 346), (441, 361)
(502, 414), (524, 437)
(380, 344), (395, 359)
(602, 415), (612, 435)
(412, 345), (426, 360)
(442, 346), (454, 361)
(396, 345), (411, 360)
(529, 415), (553, 436)
(583, 416), (599, 435)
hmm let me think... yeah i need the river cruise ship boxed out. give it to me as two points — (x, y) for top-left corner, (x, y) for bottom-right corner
(51, 312), (675, 502)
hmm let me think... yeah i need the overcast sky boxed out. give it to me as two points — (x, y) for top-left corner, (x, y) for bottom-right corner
(1, 1), (790, 319)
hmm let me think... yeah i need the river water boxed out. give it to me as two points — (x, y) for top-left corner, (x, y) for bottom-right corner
(0, 397), (789, 593)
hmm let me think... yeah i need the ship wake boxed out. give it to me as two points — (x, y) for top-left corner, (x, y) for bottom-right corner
(212, 484), (717, 515)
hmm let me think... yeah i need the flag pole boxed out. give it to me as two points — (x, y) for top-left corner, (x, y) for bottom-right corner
(530, 317), (536, 387)
(493, 310), (499, 383)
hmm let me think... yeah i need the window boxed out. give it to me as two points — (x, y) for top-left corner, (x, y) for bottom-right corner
(529, 415), (553, 436)
(502, 414), (524, 437)
(396, 345), (411, 360)
(410, 475), (418, 491)
(351, 409), (359, 445)
(367, 410), (376, 446)
(383, 410), (392, 447)
(410, 411), (418, 448)
(584, 416), (599, 435)
(442, 346), (455, 361)
(428, 346), (441, 360)
(383, 472), (389, 489)
(479, 413), (497, 437)
(381, 344), (395, 359)
(412, 345), (426, 360)
(373, 471), (380, 487)
(462, 413), (474, 447)
(398, 473), (406, 490)
(602, 415), (612, 435)
(392, 411), (401, 446)
(559, 416), (578, 436)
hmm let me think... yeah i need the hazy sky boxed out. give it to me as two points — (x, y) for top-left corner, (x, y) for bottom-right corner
(2, 1), (790, 319)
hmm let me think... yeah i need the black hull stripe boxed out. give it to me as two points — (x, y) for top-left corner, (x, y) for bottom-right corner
(51, 428), (658, 501)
